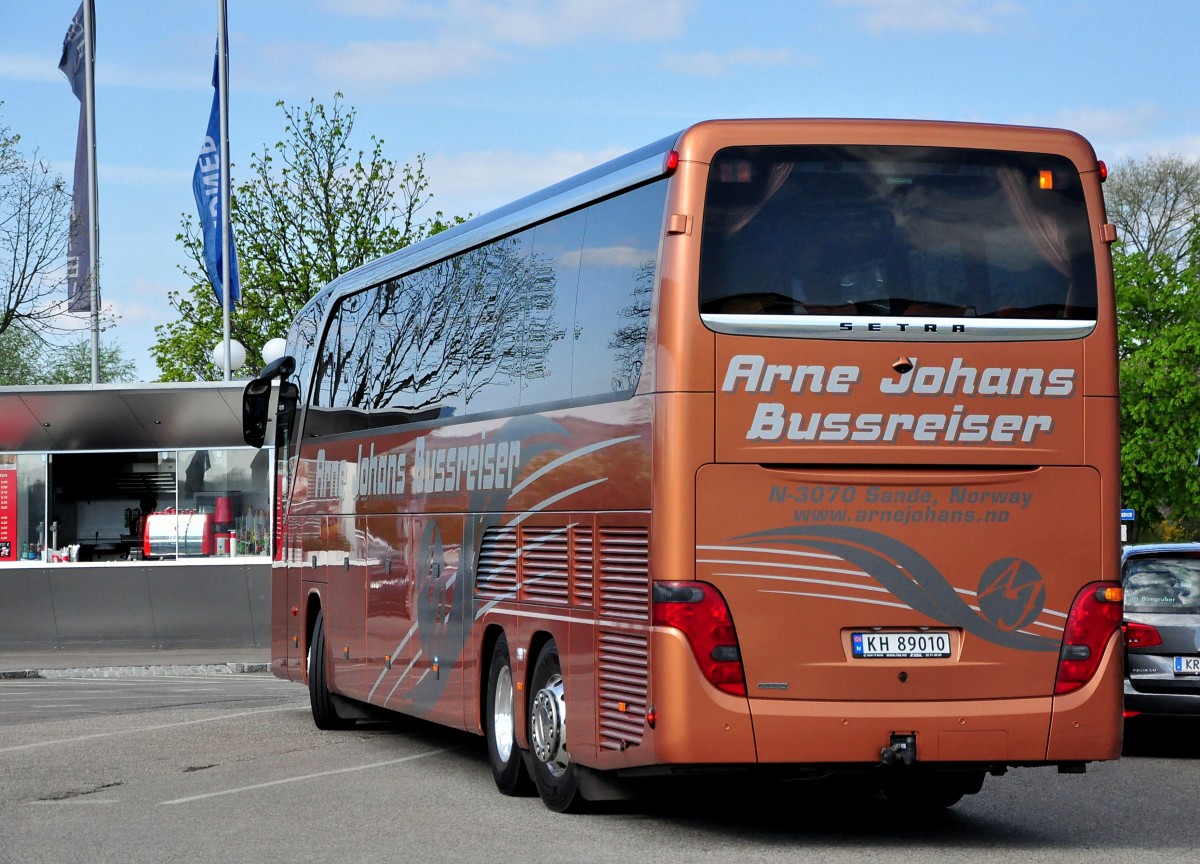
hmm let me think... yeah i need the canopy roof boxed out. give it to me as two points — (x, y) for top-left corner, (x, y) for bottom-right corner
(0, 382), (249, 453)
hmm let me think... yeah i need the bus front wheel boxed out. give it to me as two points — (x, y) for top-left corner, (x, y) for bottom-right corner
(485, 634), (533, 796)
(308, 609), (353, 730)
(528, 641), (582, 812)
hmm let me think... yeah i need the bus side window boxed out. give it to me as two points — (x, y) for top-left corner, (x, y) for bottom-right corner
(573, 182), (668, 397)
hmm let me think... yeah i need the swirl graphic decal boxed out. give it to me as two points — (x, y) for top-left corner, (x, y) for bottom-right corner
(731, 524), (1058, 652)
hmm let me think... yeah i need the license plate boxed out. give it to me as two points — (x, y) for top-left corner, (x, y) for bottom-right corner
(852, 631), (951, 659)
(1175, 656), (1200, 675)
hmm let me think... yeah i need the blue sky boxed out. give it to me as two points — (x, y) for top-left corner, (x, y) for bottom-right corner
(2, 0), (1198, 381)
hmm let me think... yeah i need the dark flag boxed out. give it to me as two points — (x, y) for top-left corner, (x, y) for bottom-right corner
(58, 2), (92, 313)
(192, 51), (239, 308)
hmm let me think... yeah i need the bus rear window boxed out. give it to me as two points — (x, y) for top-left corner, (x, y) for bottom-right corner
(1123, 556), (1200, 614)
(699, 145), (1097, 321)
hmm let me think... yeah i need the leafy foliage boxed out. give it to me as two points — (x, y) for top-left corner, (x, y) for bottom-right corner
(154, 94), (456, 381)
(0, 325), (136, 384)
(0, 104), (95, 339)
(1114, 226), (1200, 540)
(1106, 154), (1200, 267)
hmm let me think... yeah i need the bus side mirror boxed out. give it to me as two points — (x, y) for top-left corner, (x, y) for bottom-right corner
(242, 355), (296, 448)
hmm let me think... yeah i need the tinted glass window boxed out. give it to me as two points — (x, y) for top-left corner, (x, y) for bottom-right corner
(699, 146), (1097, 320)
(366, 231), (536, 422)
(308, 288), (372, 436)
(1123, 554), (1200, 613)
(573, 182), (666, 396)
(289, 294), (328, 411)
(521, 211), (585, 406)
(305, 179), (667, 426)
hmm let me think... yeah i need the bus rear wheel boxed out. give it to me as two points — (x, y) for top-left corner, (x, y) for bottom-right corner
(528, 641), (582, 812)
(880, 771), (984, 810)
(308, 609), (353, 730)
(485, 634), (533, 796)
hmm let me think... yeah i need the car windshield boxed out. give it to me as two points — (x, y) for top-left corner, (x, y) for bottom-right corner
(1123, 555), (1200, 613)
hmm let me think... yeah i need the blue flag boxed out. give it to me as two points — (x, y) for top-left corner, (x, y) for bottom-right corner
(192, 51), (239, 307)
(58, 2), (92, 313)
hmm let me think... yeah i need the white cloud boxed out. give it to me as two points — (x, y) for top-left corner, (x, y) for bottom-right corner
(837, 0), (1023, 35)
(307, 37), (505, 86)
(662, 47), (808, 78)
(1014, 105), (1200, 161)
(0, 53), (66, 84)
(559, 244), (652, 270)
(320, 0), (689, 46)
(317, 0), (432, 17)
(461, 0), (688, 46)
(424, 146), (627, 218)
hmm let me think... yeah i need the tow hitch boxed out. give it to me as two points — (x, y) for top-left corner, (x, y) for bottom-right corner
(880, 733), (917, 767)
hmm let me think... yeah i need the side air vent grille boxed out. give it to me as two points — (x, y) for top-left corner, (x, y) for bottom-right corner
(597, 630), (648, 751)
(519, 527), (570, 606)
(476, 526), (518, 601)
(571, 525), (594, 607)
(598, 527), (650, 621)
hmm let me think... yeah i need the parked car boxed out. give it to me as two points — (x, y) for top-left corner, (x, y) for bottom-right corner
(1121, 543), (1200, 718)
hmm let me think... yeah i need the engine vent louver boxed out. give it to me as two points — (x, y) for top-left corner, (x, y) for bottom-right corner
(476, 526), (518, 601)
(598, 630), (649, 751)
(598, 527), (650, 622)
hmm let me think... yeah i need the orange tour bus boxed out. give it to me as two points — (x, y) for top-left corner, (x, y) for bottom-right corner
(243, 118), (1124, 812)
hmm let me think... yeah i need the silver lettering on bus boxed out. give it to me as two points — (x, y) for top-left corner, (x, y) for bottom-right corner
(722, 354), (859, 394)
(879, 358), (1076, 397)
(410, 437), (521, 497)
(747, 403), (1055, 445)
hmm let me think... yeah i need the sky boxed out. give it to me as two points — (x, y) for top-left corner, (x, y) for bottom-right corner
(2, 0), (1199, 382)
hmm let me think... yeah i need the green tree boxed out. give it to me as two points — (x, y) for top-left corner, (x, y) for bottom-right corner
(0, 325), (46, 384)
(43, 337), (137, 384)
(1106, 154), (1200, 267)
(1115, 225), (1200, 541)
(154, 94), (456, 381)
(0, 104), (80, 339)
(0, 326), (137, 385)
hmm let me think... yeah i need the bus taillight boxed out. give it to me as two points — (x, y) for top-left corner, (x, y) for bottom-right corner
(1054, 583), (1124, 695)
(652, 581), (746, 696)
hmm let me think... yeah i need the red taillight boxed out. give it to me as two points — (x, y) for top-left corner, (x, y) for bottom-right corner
(1098, 160), (1108, 182)
(652, 581), (746, 696)
(1054, 583), (1124, 695)
(1123, 620), (1163, 648)
(664, 149), (680, 174)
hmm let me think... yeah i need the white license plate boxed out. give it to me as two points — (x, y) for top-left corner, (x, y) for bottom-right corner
(1175, 656), (1200, 675)
(852, 631), (951, 659)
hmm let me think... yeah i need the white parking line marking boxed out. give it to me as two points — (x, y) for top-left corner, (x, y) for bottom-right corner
(0, 705), (301, 754)
(159, 748), (451, 805)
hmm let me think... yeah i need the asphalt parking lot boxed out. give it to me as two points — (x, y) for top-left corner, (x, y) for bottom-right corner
(2, 659), (1199, 864)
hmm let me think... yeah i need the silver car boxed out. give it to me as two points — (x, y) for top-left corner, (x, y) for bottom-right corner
(1121, 543), (1200, 717)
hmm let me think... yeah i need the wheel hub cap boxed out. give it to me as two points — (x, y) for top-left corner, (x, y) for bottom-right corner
(530, 673), (569, 774)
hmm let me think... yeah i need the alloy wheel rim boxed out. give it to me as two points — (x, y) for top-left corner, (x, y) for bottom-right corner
(530, 672), (569, 776)
(493, 665), (515, 762)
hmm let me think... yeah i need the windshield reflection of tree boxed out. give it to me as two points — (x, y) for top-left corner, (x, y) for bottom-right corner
(328, 237), (565, 419)
(607, 261), (654, 392)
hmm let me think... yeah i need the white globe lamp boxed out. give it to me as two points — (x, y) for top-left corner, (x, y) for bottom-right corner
(262, 337), (287, 366)
(211, 339), (247, 372)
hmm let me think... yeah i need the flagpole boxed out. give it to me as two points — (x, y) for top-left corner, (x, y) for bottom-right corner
(83, 0), (99, 384)
(217, 0), (232, 382)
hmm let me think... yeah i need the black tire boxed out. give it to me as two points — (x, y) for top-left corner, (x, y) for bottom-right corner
(308, 609), (352, 730)
(527, 641), (583, 812)
(485, 635), (534, 796)
(880, 771), (984, 810)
